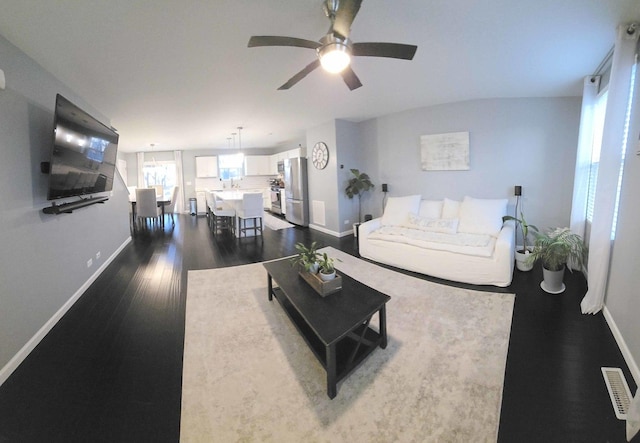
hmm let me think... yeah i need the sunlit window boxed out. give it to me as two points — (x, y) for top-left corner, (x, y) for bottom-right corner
(143, 161), (176, 199)
(218, 153), (244, 179)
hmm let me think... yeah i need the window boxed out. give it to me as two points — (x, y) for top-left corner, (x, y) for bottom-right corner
(218, 153), (244, 180)
(585, 89), (608, 224)
(143, 161), (176, 199)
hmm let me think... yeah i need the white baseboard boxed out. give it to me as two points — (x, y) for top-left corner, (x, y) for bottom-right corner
(308, 223), (352, 238)
(0, 236), (132, 387)
(603, 306), (640, 386)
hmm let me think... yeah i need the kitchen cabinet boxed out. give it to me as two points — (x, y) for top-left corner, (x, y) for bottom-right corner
(244, 155), (271, 176)
(196, 156), (218, 178)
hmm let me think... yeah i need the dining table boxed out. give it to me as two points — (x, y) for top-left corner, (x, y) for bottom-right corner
(129, 195), (171, 230)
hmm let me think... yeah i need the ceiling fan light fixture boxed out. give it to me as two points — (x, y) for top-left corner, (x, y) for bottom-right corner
(318, 42), (351, 73)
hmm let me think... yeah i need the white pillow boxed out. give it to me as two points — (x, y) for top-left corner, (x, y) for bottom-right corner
(442, 198), (461, 218)
(407, 213), (459, 234)
(457, 196), (508, 236)
(381, 195), (422, 226)
(418, 200), (443, 219)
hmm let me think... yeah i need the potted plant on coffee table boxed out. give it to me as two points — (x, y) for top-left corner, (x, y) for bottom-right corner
(502, 212), (539, 272)
(291, 241), (320, 273)
(527, 227), (587, 294)
(318, 252), (336, 281)
(345, 168), (374, 236)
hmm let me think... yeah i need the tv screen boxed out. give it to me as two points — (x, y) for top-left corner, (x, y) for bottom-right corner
(47, 94), (119, 200)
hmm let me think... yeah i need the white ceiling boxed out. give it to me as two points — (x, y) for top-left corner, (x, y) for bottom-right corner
(0, 0), (638, 153)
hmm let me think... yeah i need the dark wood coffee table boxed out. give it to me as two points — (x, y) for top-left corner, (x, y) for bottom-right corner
(263, 258), (390, 399)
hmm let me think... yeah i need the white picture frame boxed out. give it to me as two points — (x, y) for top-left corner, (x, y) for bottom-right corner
(420, 131), (470, 171)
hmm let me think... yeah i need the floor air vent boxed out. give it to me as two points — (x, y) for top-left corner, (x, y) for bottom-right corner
(602, 367), (632, 420)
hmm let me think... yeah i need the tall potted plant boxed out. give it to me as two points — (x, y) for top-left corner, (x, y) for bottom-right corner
(345, 169), (374, 234)
(527, 227), (587, 294)
(503, 212), (538, 272)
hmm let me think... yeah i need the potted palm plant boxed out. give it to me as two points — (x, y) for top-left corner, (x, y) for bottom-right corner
(503, 212), (538, 272)
(345, 169), (374, 236)
(527, 227), (587, 294)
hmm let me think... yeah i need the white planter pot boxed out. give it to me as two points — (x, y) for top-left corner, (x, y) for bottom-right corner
(541, 266), (566, 294)
(515, 249), (534, 272)
(319, 270), (336, 281)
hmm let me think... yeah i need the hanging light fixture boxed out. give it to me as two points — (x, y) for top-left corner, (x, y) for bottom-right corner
(317, 34), (351, 74)
(237, 126), (243, 152)
(231, 132), (237, 150)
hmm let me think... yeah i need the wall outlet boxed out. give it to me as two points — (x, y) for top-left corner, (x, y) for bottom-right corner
(87, 258), (93, 268)
(96, 251), (101, 260)
(344, 219), (350, 225)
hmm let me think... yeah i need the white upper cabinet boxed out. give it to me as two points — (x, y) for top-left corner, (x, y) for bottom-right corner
(244, 155), (271, 176)
(196, 156), (218, 178)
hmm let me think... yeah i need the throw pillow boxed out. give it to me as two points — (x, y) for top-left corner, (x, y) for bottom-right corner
(407, 213), (459, 234)
(381, 195), (422, 226)
(418, 200), (443, 219)
(457, 196), (508, 236)
(442, 198), (461, 218)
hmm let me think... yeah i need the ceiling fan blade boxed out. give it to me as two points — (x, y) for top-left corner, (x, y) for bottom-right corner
(352, 42), (418, 60)
(341, 66), (363, 91)
(248, 36), (320, 50)
(278, 59), (321, 90)
(331, 0), (362, 39)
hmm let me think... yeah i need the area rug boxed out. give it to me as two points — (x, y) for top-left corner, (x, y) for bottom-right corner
(263, 211), (294, 230)
(181, 247), (515, 442)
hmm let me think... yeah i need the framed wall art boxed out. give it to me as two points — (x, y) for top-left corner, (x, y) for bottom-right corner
(420, 131), (470, 171)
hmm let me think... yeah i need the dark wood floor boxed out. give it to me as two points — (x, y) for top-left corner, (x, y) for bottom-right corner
(0, 214), (637, 442)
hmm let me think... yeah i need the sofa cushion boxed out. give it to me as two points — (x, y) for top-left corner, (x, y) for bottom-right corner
(418, 200), (443, 218)
(381, 195), (422, 226)
(457, 196), (508, 236)
(442, 198), (461, 218)
(406, 213), (459, 234)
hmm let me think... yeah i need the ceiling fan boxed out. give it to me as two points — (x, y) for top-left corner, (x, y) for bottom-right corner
(247, 0), (418, 91)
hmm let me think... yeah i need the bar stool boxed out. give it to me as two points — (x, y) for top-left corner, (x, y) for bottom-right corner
(236, 192), (263, 238)
(211, 193), (236, 235)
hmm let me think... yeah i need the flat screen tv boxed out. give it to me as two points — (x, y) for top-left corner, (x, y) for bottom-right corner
(46, 94), (119, 200)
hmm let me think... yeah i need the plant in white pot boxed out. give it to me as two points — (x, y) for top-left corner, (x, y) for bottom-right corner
(318, 253), (336, 281)
(527, 227), (587, 294)
(502, 212), (539, 271)
(345, 169), (374, 235)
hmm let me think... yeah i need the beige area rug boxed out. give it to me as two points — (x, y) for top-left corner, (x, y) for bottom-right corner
(181, 247), (515, 442)
(262, 211), (294, 230)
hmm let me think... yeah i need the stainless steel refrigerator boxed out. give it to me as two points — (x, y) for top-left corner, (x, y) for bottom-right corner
(284, 157), (309, 226)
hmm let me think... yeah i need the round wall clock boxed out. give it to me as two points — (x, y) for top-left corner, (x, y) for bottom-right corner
(312, 142), (329, 170)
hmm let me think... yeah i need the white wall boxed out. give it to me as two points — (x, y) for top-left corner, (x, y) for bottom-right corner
(0, 35), (131, 374)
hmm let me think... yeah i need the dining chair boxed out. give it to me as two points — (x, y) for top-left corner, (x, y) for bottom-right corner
(211, 193), (236, 235)
(135, 188), (161, 230)
(236, 192), (263, 238)
(151, 184), (164, 199)
(164, 186), (179, 225)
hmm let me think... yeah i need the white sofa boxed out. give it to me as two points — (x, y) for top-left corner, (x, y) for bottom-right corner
(358, 195), (515, 287)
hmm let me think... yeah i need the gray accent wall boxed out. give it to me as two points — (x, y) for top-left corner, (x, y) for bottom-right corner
(358, 97), (582, 231)
(0, 35), (131, 372)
